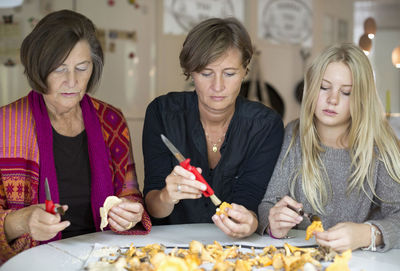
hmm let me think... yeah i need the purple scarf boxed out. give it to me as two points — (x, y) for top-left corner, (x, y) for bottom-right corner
(28, 90), (114, 242)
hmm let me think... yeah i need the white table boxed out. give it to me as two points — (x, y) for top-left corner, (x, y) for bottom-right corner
(1, 224), (399, 270)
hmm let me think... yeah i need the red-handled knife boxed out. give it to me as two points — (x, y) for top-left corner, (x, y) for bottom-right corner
(45, 178), (65, 215)
(161, 134), (222, 206)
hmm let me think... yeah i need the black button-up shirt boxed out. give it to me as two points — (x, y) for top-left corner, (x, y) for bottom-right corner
(143, 91), (283, 225)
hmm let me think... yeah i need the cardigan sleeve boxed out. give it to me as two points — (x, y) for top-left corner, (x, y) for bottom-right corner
(0, 210), (37, 264)
(0, 178), (39, 263)
(92, 97), (152, 234)
(109, 114), (151, 235)
(0, 97), (41, 263)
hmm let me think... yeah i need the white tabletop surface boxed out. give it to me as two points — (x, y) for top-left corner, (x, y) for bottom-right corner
(1, 223), (399, 270)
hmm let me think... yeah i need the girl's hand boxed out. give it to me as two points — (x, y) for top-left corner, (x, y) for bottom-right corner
(314, 222), (373, 252)
(267, 196), (303, 238)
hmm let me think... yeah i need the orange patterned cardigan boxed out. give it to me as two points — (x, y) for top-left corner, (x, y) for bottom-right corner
(0, 95), (151, 263)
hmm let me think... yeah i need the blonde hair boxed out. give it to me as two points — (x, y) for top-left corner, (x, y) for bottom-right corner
(287, 43), (400, 214)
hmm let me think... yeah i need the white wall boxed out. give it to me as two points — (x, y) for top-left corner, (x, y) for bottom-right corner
(155, 0), (354, 124)
(3, 0), (399, 190)
(0, 0), (156, 190)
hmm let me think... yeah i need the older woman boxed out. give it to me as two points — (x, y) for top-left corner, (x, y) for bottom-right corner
(0, 10), (151, 262)
(143, 17), (284, 238)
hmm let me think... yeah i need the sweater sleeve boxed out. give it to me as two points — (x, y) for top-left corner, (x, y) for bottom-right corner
(366, 160), (400, 251)
(0, 187), (39, 263)
(257, 122), (298, 235)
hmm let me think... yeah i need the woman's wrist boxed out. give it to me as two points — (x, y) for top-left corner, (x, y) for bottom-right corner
(4, 208), (29, 243)
(145, 190), (174, 218)
(248, 211), (258, 234)
(160, 188), (178, 205)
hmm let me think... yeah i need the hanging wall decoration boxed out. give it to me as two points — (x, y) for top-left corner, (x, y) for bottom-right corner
(257, 0), (313, 47)
(39, 0), (53, 14)
(96, 29), (106, 52)
(96, 28), (136, 53)
(0, 15), (21, 66)
(163, 0), (245, 35)
(28, 17), (39, 28)
(127, 0), (140, 8)
(240, 50), (285, 117)
(293, 48), (311, 104)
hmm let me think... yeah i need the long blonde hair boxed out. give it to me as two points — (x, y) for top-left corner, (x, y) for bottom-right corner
(287, 43), (400, 214)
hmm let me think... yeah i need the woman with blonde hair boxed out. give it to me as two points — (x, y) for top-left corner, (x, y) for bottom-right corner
(257, 43), (400, 252)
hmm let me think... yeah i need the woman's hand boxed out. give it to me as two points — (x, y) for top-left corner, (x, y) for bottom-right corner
(212, 203), (257, 238)
(107, 198), (144, 231)
(160, 165), (207, 204)
(5, 204), (70, 242)
(314, 222), (374, 252)
(145, 166), (207, 219)
(267, 196), (303, 238)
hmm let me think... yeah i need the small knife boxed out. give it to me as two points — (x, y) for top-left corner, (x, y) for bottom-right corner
(276, 197), (320, 222)
(45, 178), (65, 215)
(161, 134), (222, 206)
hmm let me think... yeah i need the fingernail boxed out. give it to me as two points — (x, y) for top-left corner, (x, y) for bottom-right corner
(201, 184), (207, 190)
(191, 175), (196, 180)
(297, 216), (303, 223)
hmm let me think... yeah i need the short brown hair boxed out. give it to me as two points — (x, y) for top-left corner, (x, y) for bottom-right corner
(20, 9), (103, 94)
(179, 17), (253, 80)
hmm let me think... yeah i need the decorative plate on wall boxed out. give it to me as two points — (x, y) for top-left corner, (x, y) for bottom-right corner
(258, 0), (313, 47)
(163, 0), (244, 35)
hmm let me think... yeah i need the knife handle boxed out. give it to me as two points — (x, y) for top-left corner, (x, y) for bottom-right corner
(45, 199), (56, 215)
(180, 158), (213, 197)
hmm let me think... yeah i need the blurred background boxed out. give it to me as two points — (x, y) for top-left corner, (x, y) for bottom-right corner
(1, 0), (399, 188)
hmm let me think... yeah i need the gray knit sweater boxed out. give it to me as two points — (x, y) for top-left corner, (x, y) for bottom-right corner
(257, 120), (400, 251)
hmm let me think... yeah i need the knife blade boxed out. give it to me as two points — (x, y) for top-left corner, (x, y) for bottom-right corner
(161, 134), (222, 206)
(276, 196), (321, 222)
(44, 178), (65, 215)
